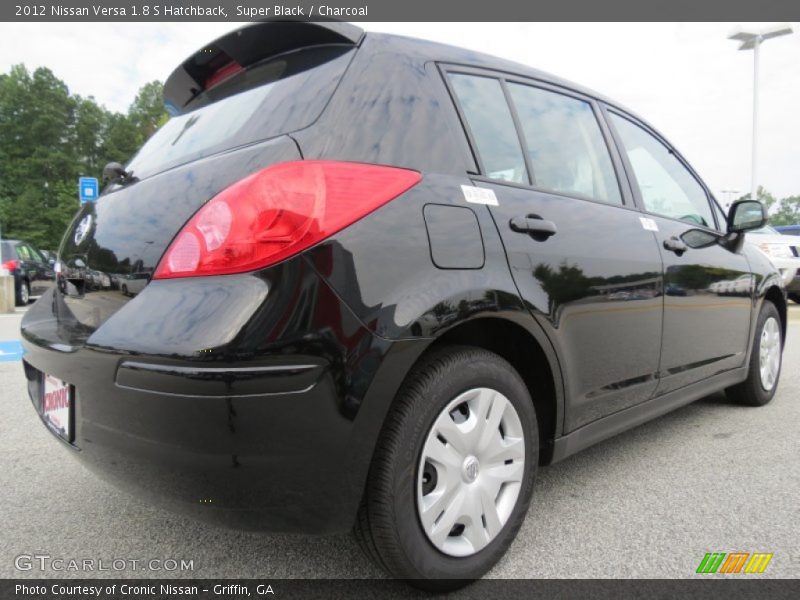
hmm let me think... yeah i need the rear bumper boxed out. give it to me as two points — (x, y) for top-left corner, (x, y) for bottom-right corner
(20, 260), (427, 533)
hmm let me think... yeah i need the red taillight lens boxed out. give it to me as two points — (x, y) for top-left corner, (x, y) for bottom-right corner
(154, 161), (421, 279)
(3, 259), (18, 272)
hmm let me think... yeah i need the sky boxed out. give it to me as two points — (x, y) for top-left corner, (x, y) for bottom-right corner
(0, 21), (798, 202)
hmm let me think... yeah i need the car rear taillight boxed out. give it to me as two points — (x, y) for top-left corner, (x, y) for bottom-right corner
(154, 161), (421, 279)
(2, 259), (18, 272)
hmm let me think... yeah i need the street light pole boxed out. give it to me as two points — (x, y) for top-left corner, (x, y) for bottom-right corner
(720, 189), (741, 210)
(728, 23), (793, 202)
(750, 37), (759, 202)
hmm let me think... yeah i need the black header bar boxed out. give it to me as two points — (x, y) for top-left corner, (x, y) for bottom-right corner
(2, 0), (800, 22)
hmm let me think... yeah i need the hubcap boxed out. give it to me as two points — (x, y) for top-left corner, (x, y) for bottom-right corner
(759, 316), (781, 391)
(20, 283), (29, 304)
(416, 387), (525, 557)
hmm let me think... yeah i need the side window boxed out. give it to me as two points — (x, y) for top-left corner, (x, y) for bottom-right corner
(507, 83), (622, 204)
(16, 245), (31, 261)
(27, 246), (44, 262)
(448, 73), (528, 184)
(609, 113), (715, 228)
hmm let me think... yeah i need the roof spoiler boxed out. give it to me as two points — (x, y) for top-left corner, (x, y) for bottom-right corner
(163, 20), (364, 114)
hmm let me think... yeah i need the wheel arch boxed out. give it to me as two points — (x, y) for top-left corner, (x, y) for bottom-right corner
(418, 315), (564, 465)
(763, 284), (787, 341)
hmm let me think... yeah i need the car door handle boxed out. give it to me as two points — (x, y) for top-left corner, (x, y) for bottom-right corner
(509, 215), (557, 240)
(663, 236), (688, 255)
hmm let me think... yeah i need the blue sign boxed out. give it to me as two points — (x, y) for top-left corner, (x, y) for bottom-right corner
(0, 340), (23, 362)
(79, 177), (99, 203)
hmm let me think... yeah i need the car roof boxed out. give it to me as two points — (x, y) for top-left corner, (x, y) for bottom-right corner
(167, 21), (652, 130)
(368, 31), (648, 122)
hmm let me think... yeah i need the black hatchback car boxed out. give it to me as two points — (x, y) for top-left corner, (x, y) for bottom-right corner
(21, 21), (785, 587)
(2, 239), (55, 305)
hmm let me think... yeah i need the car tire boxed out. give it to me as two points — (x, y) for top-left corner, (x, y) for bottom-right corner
(726, 300), (783, 407)
(16, 280), (30, 306)
(789, 293), (800, 305)
(354, 345), (538, 590)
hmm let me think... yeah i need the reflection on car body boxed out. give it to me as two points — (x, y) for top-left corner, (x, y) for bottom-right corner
(119, 272), (150, 297)
(18, 21), (788, 589)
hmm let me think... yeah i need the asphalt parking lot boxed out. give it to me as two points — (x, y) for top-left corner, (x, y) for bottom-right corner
(1, 304), (798, 580)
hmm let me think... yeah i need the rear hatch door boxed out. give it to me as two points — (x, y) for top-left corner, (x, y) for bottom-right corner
(55, 21), (362, 336)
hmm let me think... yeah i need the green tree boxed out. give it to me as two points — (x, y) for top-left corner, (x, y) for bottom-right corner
(73, 96), (109, 177)
(770, 195), (800, 226)
(0, 65), (78, 248)
(127, 81), (169, 146)
(0, 64), (169, 249)
(101, 112), (140, 165)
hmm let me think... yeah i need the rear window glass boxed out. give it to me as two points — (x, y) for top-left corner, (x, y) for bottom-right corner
(126, 45), (354, 179)
(27, 246), (44, 262)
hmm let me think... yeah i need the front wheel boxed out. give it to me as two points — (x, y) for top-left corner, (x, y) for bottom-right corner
(355, 346), (537, 590)
(726, 300), (783, 406)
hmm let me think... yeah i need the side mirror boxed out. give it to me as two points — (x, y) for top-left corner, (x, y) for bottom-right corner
(727, 199), (767, 234)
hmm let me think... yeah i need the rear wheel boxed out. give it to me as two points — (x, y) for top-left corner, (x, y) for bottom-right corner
(355, 346), (537, 590)
(726, 300), (783, 406)
(16, 280), (30, 306)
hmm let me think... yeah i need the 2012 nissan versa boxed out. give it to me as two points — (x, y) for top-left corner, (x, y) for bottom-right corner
(20, 21), (786, 588)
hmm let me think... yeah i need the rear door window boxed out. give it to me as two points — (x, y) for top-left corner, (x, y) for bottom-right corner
(447, 73), (528, 184)
(26, 245), (44, 262)
(609, 113), (715, 228)
(16, 245), (31, 261)
(126, 46), (355, 180)
(507, 83), (622, 205)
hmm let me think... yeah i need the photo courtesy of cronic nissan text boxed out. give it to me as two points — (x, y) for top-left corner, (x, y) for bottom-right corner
(0, 1), (798, 599)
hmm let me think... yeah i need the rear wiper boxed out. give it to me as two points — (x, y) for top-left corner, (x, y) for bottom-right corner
(102, 162), (138, 187)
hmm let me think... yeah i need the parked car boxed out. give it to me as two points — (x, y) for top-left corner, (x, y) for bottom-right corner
(747, 225), (800, 303)
(774, 224), (800, 236)
(20, 22), (787, 588)
(709, 273), (753, 297)
(119, 272), (150, 296)
(1, 239), (55, 305)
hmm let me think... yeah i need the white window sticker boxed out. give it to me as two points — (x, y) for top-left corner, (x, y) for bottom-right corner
(639, 217), (659, 232)
(461, 185), (499, 206)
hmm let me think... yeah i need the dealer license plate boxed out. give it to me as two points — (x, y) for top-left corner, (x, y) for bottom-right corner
(41, 373), (72, 441)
